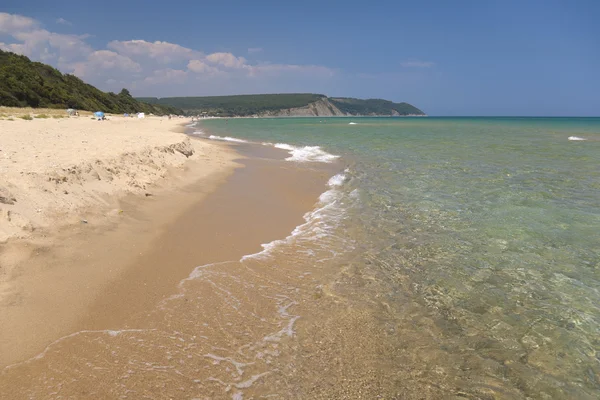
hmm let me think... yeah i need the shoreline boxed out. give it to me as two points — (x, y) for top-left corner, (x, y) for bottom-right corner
(1, 136), (339, 398)
(0, 117), (340, 396)
(0, 116), (241, 366)
(191, 114), (428, 120)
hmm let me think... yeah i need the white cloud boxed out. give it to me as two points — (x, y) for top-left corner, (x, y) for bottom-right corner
(56, 18), (72, 26)
(107, 40), (202, 64)
(72, 50), (141, 77)
(187, 59), (220, 74)
(206, 52), (247, 69)
(0, 42), (24, 54)
(0, 12), (38, 33)
(401, 60), (435, 68)
(0, 12), (338, 96)
(0, 12), (93, 68)
(143, 68), (189, 85)
(248, 47), (263, 54)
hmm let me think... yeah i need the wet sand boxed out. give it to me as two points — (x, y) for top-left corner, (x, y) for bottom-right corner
(0, 140), (339, 398)
(79, 143), (336, 331)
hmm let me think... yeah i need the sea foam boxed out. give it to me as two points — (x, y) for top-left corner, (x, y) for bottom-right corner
(190, 125), (338, 163)
(568, 136), (587, 141)
(208, 135), (249, 143)
(241, 172), (349, 261)
(272, 143), (339, 163)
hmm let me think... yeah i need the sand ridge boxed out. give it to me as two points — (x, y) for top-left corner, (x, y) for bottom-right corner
(0, 115), (215, 242)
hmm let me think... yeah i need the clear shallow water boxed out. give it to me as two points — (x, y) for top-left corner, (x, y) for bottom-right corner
(198, 117), (600, 398)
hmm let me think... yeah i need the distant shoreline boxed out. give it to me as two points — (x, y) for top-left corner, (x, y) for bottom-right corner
(139, 94), (426, 118)
(191, 114), (428, 120)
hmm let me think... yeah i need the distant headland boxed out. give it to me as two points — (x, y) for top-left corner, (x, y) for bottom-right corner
(137, 94), (426, 117)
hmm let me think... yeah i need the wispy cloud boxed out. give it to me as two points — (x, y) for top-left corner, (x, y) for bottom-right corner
(107, 39), (203, 64)
(401, 60), (435, 68)
(143, 68), (189, 85)
(71, 50), (142, 78)
(0, 13), (93, 68)
(56, 17), (72, 26)
(206, 52), (247, 69)
(187, 59), (221, 75)
(0, 12), (337, 95)
(0, 13), (38, 33)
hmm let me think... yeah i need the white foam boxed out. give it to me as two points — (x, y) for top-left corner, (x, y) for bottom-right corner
(204, 139), (339, 163)
(568, 136), (587, 141)
(4, 328), (154, 370)
(327, 173), (346, 187)
(241, 173), (348, 261)
(208, 372), (271, 394)
(273, 143), (339, 163)
(348, 122), (357, 125)
(263, 316), (300, 342)
(209, 135), (249, 143)
(204, 353), (254, 376)
(234, 372), (271, 389)
(192, 130), (205, 135)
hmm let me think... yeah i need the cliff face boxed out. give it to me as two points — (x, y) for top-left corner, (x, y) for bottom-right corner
(328, 98), (426, 116)
(257, 98), (345, 117)
(256, 98), (427, 117)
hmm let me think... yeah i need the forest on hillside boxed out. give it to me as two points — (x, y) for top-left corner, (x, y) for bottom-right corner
(0, 49), (180, 115)
(139, 94), (425, 117)
(138, 94), (327, 117)
(329, 97), (425, 116)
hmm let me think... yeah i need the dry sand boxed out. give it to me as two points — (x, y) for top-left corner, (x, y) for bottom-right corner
(0, 114), (239, 366)
(0, 114), (216, 242)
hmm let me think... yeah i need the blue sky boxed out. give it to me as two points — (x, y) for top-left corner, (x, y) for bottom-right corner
(1, 0), (598, 115)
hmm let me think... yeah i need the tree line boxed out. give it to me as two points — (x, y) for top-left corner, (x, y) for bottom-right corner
(0, 49), (180, 115)
(139, 94), (425, 117)
(138, 93), (327, 117)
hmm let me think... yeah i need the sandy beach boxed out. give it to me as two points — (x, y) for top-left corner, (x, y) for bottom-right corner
(0, 114), (240, 367)
(0, 114), (220, 243)
(0, 113), (341, 399)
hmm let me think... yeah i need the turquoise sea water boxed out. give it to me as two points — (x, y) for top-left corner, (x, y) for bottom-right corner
(198, 117), (600, 398)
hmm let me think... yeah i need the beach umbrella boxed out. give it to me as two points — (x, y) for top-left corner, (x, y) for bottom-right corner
(94, 111), (105, 119)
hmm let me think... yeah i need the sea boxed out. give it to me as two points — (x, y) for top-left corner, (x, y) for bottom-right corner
(194, 117), (600, 399)
(3, 117), (599, 399)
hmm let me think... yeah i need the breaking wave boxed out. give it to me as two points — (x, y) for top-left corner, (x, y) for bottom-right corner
(270, 143), (339, 163)
(208, 135), (249, 143)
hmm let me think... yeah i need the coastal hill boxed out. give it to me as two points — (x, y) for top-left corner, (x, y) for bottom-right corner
(0, 49), (180, 115)
(138, 94), (426, 117)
